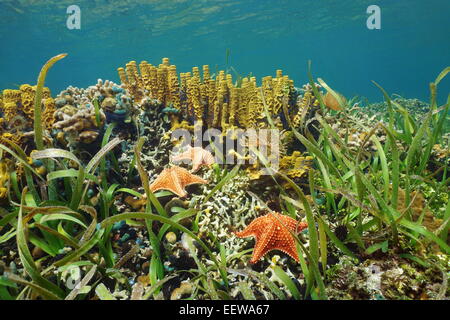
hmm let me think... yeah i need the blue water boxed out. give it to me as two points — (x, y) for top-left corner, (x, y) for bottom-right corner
(1, 0), (449, 103)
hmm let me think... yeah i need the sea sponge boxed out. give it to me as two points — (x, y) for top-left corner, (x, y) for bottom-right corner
(124, 195), (146, 211)
(167, 65), (180, 110)
(170, 282), (193, 300)
(396, 187), (443, 232)
(0, 160), (10, 199)
(123, 61), (143, 102)
(187, 67), (203, 124)
(279, 151), (314, 179)
(42, 97), (56, 130)
(431, 144), (449, 165)
(2, 85), (52, 128)
(138, 61), (152, 91)
(0, 95), (3, 119)
(117, 67), (128, 87)
(20, 84), (36, 121)
(2, 89), (21, 122)
(116, 58), (300, 131)
(0, 132), (23, 148)
(79, 130), (100, 144)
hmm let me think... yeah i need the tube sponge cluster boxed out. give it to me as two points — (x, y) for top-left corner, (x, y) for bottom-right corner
(116, 58), (316, 181)
(117, 58), (300, 131)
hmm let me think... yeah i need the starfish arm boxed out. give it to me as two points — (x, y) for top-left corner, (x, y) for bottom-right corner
(295, 221), (308, 233)
(172, 150), (193, 164)
(149, 174), (166, 193)
(204, 152), (215, 166)
(191, 151), (204, 172)
(276, 245), (300, 262)
(234, 217), (266, 238)
(274, 214), (306, 233)
(272, 228), (300, 262)
(250, 224), (275, 263)
(182, 171), (207, 186)
(148, 166), (207, 198)
(150, 181), (186, 198)
(149, 168), (186, 197)
(170, 170), (188, 197)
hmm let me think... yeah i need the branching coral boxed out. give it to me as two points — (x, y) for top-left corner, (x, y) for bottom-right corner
(192, 170), (259, 261)
(52, 103), (105, 147)
(52, 79), (138, 151)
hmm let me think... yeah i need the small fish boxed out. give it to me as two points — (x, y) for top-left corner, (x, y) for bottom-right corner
(322, 91), (346, 111)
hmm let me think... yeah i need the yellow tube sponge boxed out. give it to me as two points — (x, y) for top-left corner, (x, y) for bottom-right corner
(42, 97), (56, 130)
(0, 159), (12, 199)
(228, 87), (239, 127)
(162, 57), (170, 66)
(202, 65), (210, 82)
(2, 89), (21, 122)
(168, 65), (180, 110)
(279, 151), (314, 178)
(115, 58), (301, 131)
(20, 84), (36, 121)
(156, 67), (167, 104)
(187, 67), (202, 123)
(117, 67), (128, 86)
(124, 61), (142, 101)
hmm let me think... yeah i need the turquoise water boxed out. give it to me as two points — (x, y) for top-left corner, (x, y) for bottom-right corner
(1, 0), (449, 102)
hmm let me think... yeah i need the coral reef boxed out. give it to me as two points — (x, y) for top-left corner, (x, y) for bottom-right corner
(52, 100), (105, 148)
(326, 254), (448, 300)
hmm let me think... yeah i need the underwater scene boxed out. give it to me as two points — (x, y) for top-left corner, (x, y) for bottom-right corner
(0, 0), (449, 302)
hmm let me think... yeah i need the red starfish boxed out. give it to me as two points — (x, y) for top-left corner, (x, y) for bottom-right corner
(171, 146), (215, 172)
(149, 166), (207, 198)
(234, 212), (308, 263)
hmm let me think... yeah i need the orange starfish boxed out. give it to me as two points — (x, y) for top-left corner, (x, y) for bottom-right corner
(171, 146), (215, 172)
(234, 212), (308, 263)
(149, 166), (207, 198)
